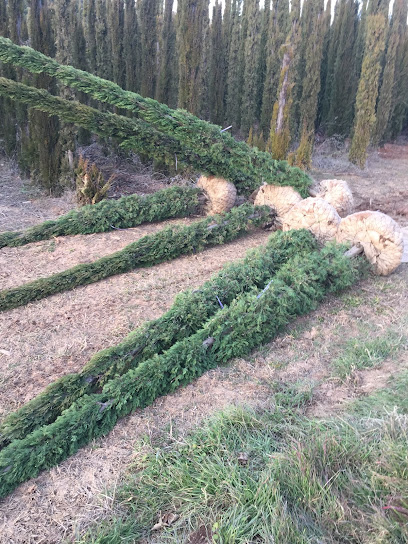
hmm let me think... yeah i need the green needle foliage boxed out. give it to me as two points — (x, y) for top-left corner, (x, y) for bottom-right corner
(0, 204), (272, 312)
(0, 37), (312, 197)
(0, 243), (364, 498)
(0, 186), (201, 249)
(0, 229), (316, 448)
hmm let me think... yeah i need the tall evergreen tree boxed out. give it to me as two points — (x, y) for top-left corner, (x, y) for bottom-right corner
(84, 0), (97, 74)
(95, 0), (112, 81)
(269, 0), (301, 159)
(28, 0), (61, 192)
(349, 13), (387, 167)
(108, 0), (125, 87)
(260, 0), (289, 134)
(124, 0), (141, 93)
(139, 0), (159, 98)
(373, 0), (407, 145)
(241, 0), (261, 135)
(209, 1), (225, 125)
(388, 1), (408, 138)
(177, 0), (209, 115)
(294, 0), (326, 168)
(156, 0), (176, 105)
(326, 0), (359, 135)
(225, 0), (242, 129)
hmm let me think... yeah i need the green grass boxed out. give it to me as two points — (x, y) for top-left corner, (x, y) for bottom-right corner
(77, 377), (408, 544)
(331, 331), (406, 381)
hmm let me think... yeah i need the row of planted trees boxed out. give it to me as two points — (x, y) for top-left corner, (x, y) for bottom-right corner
(0, 0), (407, 193)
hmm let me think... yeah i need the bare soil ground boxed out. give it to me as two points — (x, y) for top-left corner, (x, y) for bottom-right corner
(0, 146), (407, 543)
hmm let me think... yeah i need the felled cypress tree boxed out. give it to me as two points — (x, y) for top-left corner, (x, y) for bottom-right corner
(225, 0), (242, 130)
(177, 0), (209, 115)
(260, 0), (289, 135)
(372, 0), (407, 145)
(139, 0), (159, 98)
(209, 1), (225, 125)
(349, 13), (387, 167)
(241, 0), (262, 136)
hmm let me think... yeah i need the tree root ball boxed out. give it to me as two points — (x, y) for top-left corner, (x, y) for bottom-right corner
(336, 211), (404, 275)
(314, 179), (354, 217)
(282, 197), (341, 243)
(197, 175), (237, 215)
(253, 184), (302, 217)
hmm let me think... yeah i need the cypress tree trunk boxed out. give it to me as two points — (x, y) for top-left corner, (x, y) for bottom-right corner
(241, 0), (261, 136)
(349, 13), (387, 168)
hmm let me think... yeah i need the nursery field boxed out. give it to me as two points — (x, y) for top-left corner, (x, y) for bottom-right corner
(0, 148), (407, 543)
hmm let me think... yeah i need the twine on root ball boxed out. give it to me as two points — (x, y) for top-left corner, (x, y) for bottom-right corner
(336, 210), (404, 275)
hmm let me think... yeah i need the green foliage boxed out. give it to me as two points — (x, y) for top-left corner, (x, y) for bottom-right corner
(349, 14), (387, 168)
(80, 375), (408, 543)
(0, 230), (316, 448)
(0, 186), (200, 249)
(177, 0), (209, 116)
(0, 204), (272, 312)
(241, 0), (262, 136)
(0, 38), (312, 197)
(332, 332), (405, 380)
(0, 243), (363, 498)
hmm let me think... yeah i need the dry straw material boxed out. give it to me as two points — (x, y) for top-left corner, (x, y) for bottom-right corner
(254, 184), (302, 218)
(315, 179), (354, 217)
(197, 176), (237, 214)
(336, 210), (404, 275)
(282, 197), (341, 243)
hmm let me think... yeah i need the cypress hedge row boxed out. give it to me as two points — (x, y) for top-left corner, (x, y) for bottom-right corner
(0, 204), (273, 312)
(0, 38), (312, 197)
(0, 244), (364, 498)
(0, 186), (201, 249)
(0, 230), (317, 448)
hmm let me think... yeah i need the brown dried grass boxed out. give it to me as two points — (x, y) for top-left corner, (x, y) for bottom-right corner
(0, 151), (407, 543)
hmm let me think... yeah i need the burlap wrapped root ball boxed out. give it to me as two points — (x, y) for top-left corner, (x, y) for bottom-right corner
(282, 197), (341, 243)
(197, 175), (237, 215)
(253, 184), (302, 217)
(313, 179), (354, 217)
(336, 211), (404, 275)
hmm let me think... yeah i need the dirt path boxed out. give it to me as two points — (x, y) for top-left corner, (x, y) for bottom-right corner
(0, 150), (407, 543)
